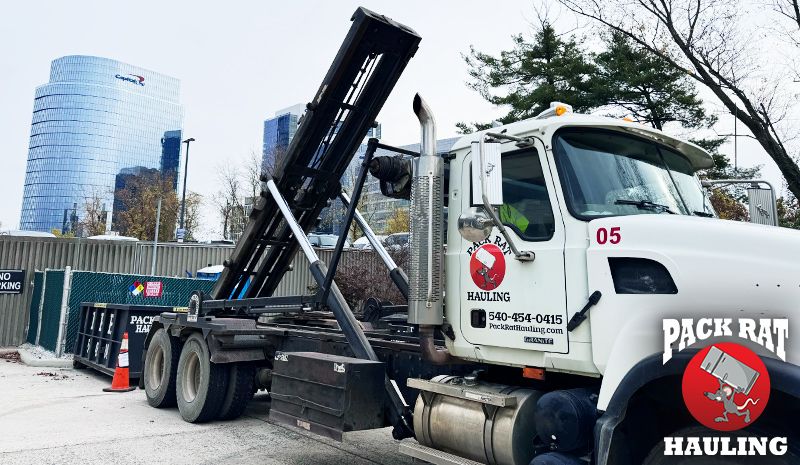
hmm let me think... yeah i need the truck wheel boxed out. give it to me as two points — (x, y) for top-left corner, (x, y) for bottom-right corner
(144, 328), (180, 408)
(217, 363), (256, 421)
(176, 333), (229, 423)
(643, 426), (797, 465)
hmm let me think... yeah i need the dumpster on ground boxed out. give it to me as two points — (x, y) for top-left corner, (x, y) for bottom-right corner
(73, 303), (183, 379)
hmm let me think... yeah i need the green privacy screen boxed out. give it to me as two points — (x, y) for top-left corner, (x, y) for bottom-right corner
(30, 270), (214, 353)
(26, 271), (44, 345)
(64, 272), (215, 353)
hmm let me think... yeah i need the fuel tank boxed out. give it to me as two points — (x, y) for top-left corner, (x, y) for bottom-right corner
(412, 375), (542, 465)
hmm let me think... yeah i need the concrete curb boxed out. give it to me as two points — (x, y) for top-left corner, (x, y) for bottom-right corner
(17, 347), (73, 368)
(0, 347), (19, 355)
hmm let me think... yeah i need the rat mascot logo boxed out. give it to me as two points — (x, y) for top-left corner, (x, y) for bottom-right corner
(469, 244), (506, 290)
(682, 342), (770, 431)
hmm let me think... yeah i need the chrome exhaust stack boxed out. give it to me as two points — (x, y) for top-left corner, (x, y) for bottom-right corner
(409, 94), (444, 326)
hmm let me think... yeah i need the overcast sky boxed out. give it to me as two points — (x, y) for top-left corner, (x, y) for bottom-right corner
(0, 0), (784, 237)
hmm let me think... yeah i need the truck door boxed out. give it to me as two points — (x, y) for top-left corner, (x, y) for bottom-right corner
(457, 142), (569, 354)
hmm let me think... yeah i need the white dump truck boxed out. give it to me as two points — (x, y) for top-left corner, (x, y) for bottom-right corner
(140, 7), (800, 465)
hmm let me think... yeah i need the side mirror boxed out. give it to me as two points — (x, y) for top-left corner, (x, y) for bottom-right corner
(457, 207), (493, 242)
(466, 134), (535, 262)
(471, 140), (503, 206)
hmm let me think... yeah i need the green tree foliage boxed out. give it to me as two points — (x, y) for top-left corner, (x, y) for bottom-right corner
(777, 196), (800, 229)
(462, 21), (597, 131)
(462, 24), (713, 133)
(593, 32), (714, 130)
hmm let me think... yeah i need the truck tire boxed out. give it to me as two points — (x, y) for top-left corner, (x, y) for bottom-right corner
(144, 328), (180, 408)
(176, 333), (229, 423)
(642, 426), (797, 465)
(217, 363), (256, 421)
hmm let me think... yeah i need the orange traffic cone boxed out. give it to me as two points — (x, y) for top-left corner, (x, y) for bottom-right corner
(104, 332), (136, 392)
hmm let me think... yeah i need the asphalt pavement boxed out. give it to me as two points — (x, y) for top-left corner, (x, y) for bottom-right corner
(0, 355), (417, 465)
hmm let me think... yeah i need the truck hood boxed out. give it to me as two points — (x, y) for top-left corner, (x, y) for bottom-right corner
(588, 215), (800, 308)
(585, 215), (800, 409)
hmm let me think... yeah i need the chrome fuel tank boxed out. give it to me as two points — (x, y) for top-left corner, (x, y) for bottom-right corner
(412, 375), (542, 465)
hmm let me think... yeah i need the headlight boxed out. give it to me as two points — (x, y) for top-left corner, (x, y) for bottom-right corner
(608, 257), (678, 294)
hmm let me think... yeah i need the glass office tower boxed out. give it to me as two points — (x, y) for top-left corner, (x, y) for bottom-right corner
(262, 104), (304, 173)
(262, 103), (381, 173)
(19, 56), (183, 234)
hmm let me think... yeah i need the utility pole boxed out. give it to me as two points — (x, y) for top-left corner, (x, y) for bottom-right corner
(178, 137), (195, 242)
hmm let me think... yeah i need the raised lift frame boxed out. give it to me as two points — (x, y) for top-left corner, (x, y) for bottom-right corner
(145, 7), (474, 441)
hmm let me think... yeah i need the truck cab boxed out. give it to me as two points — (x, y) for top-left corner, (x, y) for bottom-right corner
(443, 106), (800, 412)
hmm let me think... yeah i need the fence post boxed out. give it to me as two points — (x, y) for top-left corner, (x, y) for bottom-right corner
(55, 266), (73, 357)
(35, 269), (48, 346)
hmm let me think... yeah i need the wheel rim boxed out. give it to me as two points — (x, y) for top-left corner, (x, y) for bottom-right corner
(182, 350), (200, 403)
(147, 344), (165, 391)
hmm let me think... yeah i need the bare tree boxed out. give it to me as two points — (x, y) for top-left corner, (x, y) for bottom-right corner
(559, 0), (800, 200)
(243, 149), (264, 199)
(213, 164), (244, 241)
(182, 191), (203, 241)
(115, 172), (179, 241)
(769, 0), (800, 47)
(79, 190), (109, 237)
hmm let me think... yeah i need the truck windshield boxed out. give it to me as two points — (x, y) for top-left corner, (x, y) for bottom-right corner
(553, 129), (714, 219)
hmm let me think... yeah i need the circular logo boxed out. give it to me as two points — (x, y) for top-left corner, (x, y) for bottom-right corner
(469, 244), (506, 290)
(682, 342), (770, 431)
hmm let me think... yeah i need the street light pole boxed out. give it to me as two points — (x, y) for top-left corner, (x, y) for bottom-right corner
(178, 137), (195, 242)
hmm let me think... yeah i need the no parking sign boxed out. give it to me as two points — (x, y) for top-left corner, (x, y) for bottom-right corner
(0, 270), (25, 294)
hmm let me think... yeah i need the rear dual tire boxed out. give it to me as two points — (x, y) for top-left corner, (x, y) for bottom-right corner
(145, 329), (255, 422)
(218, 363), (256, 421)
(176, 333), (229, 423)
(144, 328), (181, 408)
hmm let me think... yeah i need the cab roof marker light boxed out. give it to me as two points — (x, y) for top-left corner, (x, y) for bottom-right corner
(534, 101), (573, 119)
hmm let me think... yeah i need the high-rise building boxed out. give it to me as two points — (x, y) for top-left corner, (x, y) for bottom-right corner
(262, 104), (305, 173)
(261, 104), (383, 235)
(19, 55), (183, 234)
(262, 103), (382, 173)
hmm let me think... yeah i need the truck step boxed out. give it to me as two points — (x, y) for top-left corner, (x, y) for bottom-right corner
(399, 441), (485, 465)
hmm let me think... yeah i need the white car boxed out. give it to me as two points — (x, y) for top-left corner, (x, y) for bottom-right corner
(352, 235), (387, 249)
(307, 233), (352, 249)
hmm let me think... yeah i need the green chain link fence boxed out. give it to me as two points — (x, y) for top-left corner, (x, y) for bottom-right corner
(27, 269), (213, 354)
(38, 270), (65, 352)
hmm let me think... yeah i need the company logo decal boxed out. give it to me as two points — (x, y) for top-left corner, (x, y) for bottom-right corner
(469, 243), (506, 290)
(682, 343), (769, 431)
(115, 74), (145, 86)
(661, 318), (789, 457)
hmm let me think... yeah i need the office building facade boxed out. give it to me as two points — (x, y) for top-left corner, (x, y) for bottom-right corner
(19, 55), (183, 234)
(350, 137), (460, 233)
(262, 103), (382, 173)
(262, 104), (304, 173)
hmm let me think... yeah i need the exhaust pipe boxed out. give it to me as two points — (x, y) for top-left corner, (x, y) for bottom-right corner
(409, 94), (444, 326)
(411, 94), (453, 364)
